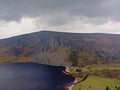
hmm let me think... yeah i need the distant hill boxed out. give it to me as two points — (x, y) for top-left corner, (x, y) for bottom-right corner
(0, 31), (120, 66)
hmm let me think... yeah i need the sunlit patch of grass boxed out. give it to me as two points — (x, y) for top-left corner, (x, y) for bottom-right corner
(72, 75), (120, 90)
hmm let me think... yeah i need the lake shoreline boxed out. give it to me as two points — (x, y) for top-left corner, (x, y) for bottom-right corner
(63, 66), (76, 90)
(64, 66), (92, 90)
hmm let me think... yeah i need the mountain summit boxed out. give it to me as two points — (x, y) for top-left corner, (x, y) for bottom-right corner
(0, 31), (120, 66)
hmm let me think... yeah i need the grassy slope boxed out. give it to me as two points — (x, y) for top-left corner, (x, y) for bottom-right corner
(91, 64), (120, 71)
(72, 75), (120, 90)
(72, 64), (120, 90)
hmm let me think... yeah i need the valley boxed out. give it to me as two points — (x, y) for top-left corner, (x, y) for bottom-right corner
(0, 31), (120, 90)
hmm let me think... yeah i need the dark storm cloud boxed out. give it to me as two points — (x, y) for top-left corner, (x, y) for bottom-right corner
(0, 0), (120, 25)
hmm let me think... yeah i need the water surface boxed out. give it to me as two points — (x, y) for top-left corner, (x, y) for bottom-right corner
(0, 63), (74, 90)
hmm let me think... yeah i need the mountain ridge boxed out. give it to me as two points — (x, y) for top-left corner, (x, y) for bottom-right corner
(1, 30), (120, 40)
(0, 31), (120, 66)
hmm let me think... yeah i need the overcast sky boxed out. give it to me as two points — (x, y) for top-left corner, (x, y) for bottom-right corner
(0, 0), (120, 39)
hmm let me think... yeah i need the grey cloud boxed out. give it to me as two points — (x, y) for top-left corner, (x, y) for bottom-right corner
(0, 0), (120, 25)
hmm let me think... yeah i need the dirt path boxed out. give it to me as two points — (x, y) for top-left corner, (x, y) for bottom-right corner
(63, 68), (93, 86)
(71, 71), (92, 85)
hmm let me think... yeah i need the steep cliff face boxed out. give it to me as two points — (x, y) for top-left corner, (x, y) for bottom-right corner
(0, 31), (120, 66)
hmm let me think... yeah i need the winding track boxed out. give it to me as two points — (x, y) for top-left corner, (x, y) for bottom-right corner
(71, 72), (92, 85)
(63, 69), (93, 86)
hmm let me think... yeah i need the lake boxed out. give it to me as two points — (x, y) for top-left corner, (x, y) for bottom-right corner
(0, 62), (74, 90)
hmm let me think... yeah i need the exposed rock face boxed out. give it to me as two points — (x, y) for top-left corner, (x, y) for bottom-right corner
(0, 31), (120, 66)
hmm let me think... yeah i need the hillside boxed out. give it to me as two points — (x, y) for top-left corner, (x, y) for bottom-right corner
(0, 31), (120, 66)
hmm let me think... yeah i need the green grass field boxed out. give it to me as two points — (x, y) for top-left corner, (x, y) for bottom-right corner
(72, 75), (120, 90)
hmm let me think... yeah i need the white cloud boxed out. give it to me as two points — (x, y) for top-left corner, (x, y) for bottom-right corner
(0, 17), (120, 39)
(0, 17), (39, 39)
(39, 18), (120, 34)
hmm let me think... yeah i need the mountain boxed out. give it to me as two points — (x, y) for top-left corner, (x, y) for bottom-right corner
(0, 31), (120, 66)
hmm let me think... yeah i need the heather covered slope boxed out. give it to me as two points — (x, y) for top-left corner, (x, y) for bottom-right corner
(0, 31), (120, 66)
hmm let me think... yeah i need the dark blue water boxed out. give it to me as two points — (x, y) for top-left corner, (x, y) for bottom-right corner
(0, 62), (74, 90)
